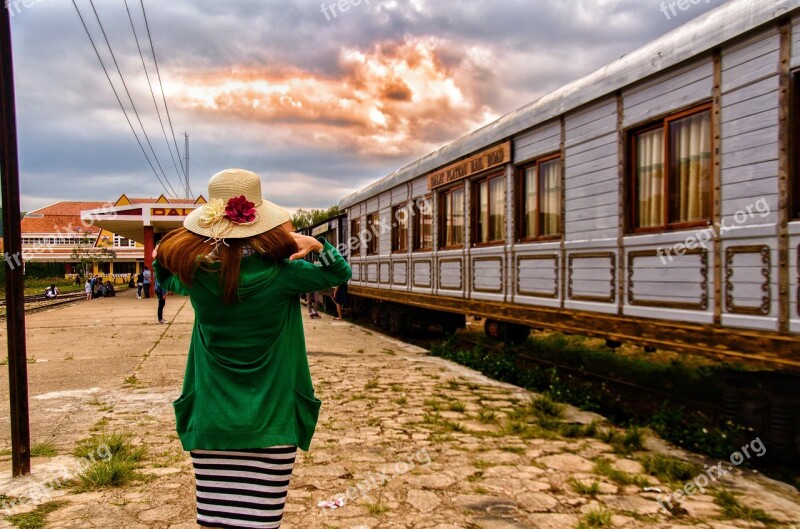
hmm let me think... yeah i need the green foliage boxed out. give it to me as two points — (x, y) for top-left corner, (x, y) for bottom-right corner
(22, 262), (66, 279)
(291, 206), (340, 231)
(73, 432), (147, 492)
(600, 426), (646, 455)
(569, 477), (600, 496)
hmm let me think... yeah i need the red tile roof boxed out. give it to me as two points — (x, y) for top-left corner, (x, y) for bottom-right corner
(21, 201), (105, 235)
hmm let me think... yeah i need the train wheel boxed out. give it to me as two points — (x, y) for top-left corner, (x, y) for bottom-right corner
(484, 319), (530, 345)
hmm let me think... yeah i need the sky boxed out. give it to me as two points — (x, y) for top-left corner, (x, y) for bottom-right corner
(7, 0), (723, 213)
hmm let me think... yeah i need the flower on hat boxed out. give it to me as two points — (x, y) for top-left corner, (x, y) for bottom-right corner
(224, 195), (258, 225)
(198, 198), (226, 228)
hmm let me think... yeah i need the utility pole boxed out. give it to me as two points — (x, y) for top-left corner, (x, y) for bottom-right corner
(184, 132), (191, 199)
(0, 3), (31, 477)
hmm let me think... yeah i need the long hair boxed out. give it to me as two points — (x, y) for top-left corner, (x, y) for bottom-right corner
(156, 226), (298, 305)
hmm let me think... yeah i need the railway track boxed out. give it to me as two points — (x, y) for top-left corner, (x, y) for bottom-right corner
(0, 288), (129, 318)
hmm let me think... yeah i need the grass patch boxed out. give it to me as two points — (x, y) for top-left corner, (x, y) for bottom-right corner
(364, 501), (388, 515)
(6, 501), (69, 529)
(569, 477), (600, 496)
(639, 454), (699, 484)
(30, 442), (58, 458)
(393, 397), (408, 406)
(594, 457), (650, 488)
(365, 378), (379, 390)
(424, 399), (443, 412)
(577, 507), (613, 528)
(560, 422), (599, 438)
(500, 446), (526, 454)
(478, 409), (497, 423)
(389, 384), (403, 392)
(601, 426), (645, 455)
(72, 431), (146, 491)
(447, 400), (466, 413)
(0, 447), (13, 456)
(122, 374), (138, 387)
(713, 489), (778, 525)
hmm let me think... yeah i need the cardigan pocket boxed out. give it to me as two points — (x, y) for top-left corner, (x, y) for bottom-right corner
(173, 391), (196, 435)
(294, 388), (322, 451)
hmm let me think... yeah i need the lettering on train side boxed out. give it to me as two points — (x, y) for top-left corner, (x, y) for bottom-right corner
(428, 142), (511, 190)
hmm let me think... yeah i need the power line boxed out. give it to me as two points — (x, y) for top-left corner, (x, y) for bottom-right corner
(124, 0), (184, 195)
(71, 0), (175, 199)
(85, 0), (179, 198)
(140, 0), (188, 194)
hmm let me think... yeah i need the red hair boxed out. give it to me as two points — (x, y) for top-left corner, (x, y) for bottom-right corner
(156, 226), (297, 304)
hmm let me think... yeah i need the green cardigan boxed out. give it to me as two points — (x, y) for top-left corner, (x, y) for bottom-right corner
(152, 239), (351, 452)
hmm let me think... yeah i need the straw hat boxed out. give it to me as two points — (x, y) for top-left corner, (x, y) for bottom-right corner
(183, 169), (291, 240)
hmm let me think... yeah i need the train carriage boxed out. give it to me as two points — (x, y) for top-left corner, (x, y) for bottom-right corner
(337, 0), (800, 370)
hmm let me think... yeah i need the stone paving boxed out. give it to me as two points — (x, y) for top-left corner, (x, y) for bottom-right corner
(0, 291), (799, 528)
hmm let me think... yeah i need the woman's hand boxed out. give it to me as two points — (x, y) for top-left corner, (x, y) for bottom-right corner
(289, 233), (323, 261)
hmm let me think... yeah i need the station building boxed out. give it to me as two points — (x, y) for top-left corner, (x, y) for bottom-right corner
(21, 193), (205, 281)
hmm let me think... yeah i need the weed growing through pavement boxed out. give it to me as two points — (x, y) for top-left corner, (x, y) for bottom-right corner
(569, 478), (600, 496)
(5, 500), (69, 529)
(29, 442), (57, 458)
(577, 506), (613, 528)
(713, 489), (777, 525)
(72, 432), (147, 491)
(593, 457), (650, 488)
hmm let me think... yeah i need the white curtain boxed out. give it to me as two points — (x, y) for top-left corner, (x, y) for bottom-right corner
(524, 167), (537, 237)
(636, 128), (664, 228)
(670, 111), (711, 223)
(539, 159), (561, 236)
(478, 180), (489, 242)
(489, 177), (505, 241)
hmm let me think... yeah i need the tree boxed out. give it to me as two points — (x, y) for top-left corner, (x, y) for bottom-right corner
(70, 234), (116, 278)
(291, 205), (340, 231)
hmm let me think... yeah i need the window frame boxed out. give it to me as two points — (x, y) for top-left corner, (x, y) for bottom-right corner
(516, 153), (563, 242)
(470, 171), (506, 247)
(412, 196), (434, 252)
(438, 185), (465, 250)
(627, 102), (714, 234)
(391, 205), (409, 253)
(366, 212), (380, 256)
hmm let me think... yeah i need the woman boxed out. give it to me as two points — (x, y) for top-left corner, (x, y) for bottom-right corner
(154, 277), (166, 324)
(153, 169), (351, 529)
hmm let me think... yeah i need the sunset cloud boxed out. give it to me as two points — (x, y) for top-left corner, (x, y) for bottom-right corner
(175, 38), (499, 157)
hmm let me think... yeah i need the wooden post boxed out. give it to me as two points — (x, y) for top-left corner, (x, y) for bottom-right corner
(0, 4), (31, 477)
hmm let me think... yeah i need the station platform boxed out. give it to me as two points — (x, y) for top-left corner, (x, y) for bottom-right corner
(0, 290), (799, 528)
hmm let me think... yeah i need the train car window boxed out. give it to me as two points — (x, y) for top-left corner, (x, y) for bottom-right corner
(518, 154), (562, 241)
(629, 104), (712, 232)
(440, 187), (465, 248)
(413, 197), (433, 251)
(351, 217), (362, 256)
(392, 205), (409, 253)
(366, 213), (380, 255)
(472, 173), (505, 245)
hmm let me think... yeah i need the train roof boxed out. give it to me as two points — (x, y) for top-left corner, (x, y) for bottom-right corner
(339, 0), (799, 209)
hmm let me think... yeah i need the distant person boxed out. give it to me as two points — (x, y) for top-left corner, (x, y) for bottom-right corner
(84, 279), (92, 301)
(155, 278), (166, 324)
(332, 283), (348, 320)
(128, 274), (135, 289)
(142, 267), (152, 299)
(136, 270), (144, 299)
(105, 281), (116, 297)
(44, 284), (59, 300)
(307, 290), (321, 319)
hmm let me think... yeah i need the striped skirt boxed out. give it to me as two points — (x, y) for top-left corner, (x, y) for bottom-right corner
(191, 445), (297, 529)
